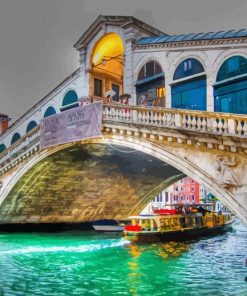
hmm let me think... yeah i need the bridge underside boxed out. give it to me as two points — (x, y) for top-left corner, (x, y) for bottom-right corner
(0, 143), (184, 224)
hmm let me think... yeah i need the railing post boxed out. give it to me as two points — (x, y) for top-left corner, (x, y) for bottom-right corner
(227, 118), (237, 135)
(133, 110), (138, 123)
(174, 113), (182, 128)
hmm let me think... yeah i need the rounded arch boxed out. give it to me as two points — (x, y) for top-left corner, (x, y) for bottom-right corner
(86, 28), (126, 71)
(0, 143), (6, 153)
(44, 106), (56, 118)
(0, 136), (244, 224)
(168, 53), (208, 80)
(26, 120), (38, 134)
(134, 56), (165, 82)
(10, 132), (21, 145)
(90, 33), (124, 68)
(216, 55), (247, 82)
(137, 59), (163, 81)
(212, 51), (247, 81)
(214, 54), (247, 114)
(173, 58), (205, 80)
(61, 89), (79, 111)
(88, 31), (125, 101)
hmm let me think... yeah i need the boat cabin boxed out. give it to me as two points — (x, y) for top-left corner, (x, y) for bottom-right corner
(126, 211), (232, 233)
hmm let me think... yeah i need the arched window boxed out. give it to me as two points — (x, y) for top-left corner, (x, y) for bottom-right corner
(136, 60), (165, 107)
(173, 58), (204, 80)
(61, 90), (79, 111)
(214, 56), (247, 114)
(216, 56), (247, 82)
(138, 61), (162, 80)
(172, 58), (206, 111)
(26, 120), (37, 133)
(11, 133), (21, 145)
(44, 106), (56, 118)
(0, 144), (6, 153)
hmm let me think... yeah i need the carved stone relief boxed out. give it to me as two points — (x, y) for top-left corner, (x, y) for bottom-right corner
(215, 155), (240, 189)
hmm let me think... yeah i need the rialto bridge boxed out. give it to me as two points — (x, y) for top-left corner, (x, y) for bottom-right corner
(0, 104), (247, 225)
(0, 15), (247, 225)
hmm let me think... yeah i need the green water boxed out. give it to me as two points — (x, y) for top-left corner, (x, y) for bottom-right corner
(0, 221), (247, 296)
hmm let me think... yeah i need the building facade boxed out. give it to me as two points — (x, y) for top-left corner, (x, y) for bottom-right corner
(169, 177), (200, 205)
(0, 15), (246, 154)
(141, 177), (201, 214)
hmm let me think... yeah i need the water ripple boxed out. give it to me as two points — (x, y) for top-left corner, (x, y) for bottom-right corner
(0, 223), (247, 295)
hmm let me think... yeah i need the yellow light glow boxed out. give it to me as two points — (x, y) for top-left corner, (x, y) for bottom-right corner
(92, 33), (124, 65)
(156, 87), (166, 98)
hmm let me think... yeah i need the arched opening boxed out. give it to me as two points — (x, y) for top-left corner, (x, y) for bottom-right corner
(214, 55), (247, 114)
(44, 106), (56, 118)
(1, 138), (245, 225)
(11, 133), (21, 145)
(136, 60), (165, 107)
(0, 143), (6, 153)
(61, 90), (79, 112)
(171, 58), (206, 110)
(26, 120), (37, 134)
(90, 33), (124, 101)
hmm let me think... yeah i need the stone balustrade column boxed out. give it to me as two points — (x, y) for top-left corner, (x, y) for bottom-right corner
(227, 118), (237, 135)
(174, 113), (182, 128)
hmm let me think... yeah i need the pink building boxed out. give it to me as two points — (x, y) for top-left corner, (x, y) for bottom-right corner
(169, 177), (200, 205)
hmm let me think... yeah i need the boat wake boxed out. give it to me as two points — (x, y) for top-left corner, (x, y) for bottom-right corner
(0, 239), (130, 256)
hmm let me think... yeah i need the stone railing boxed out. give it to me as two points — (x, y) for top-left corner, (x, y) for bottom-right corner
(0, 104), (247, 172)
(103, 104), (247, 137)
(0, 127), (40, 169)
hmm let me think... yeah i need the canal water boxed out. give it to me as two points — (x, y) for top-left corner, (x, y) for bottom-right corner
(0, 221), (247, 296)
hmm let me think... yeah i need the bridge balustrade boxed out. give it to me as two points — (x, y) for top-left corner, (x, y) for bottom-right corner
(0, 127), (40, 171)
(0, 104), (247, 172)
(103, 104), (247, 136)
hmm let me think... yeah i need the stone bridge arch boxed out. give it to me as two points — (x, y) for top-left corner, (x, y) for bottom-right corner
(0, 134), (246, 224)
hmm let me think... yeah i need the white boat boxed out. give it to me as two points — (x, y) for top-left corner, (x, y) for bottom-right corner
(92, 220), (124, 232)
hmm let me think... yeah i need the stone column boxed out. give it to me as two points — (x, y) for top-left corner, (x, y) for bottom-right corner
(165, 69), (173, 109)
(79, 46), (89, 96)
(123, 28), (136, 105)
(206, 75), (215, 112)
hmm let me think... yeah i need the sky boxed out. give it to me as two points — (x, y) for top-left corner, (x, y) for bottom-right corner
(1, 0), (247, 122)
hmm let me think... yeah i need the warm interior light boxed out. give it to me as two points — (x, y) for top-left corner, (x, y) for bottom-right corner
(92, 33), (124, 66)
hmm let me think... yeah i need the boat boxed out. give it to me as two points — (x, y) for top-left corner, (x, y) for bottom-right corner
(124, 205), (234, 243)
(92, 219), (125, 232)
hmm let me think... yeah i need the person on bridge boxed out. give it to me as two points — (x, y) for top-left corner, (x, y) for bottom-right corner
(104, 90), (116, 103)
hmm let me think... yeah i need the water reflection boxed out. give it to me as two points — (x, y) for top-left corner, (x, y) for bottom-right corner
(126, 241), (191, 260)
(158, 242), (190, 258)
(0, 222), (246, 295)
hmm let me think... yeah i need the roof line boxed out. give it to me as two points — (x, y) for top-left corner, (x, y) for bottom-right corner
(73, 15), (166, 50)
(137, 28), (247, 45)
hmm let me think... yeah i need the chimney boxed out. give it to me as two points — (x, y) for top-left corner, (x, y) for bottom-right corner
(0, 113), (11, 135)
